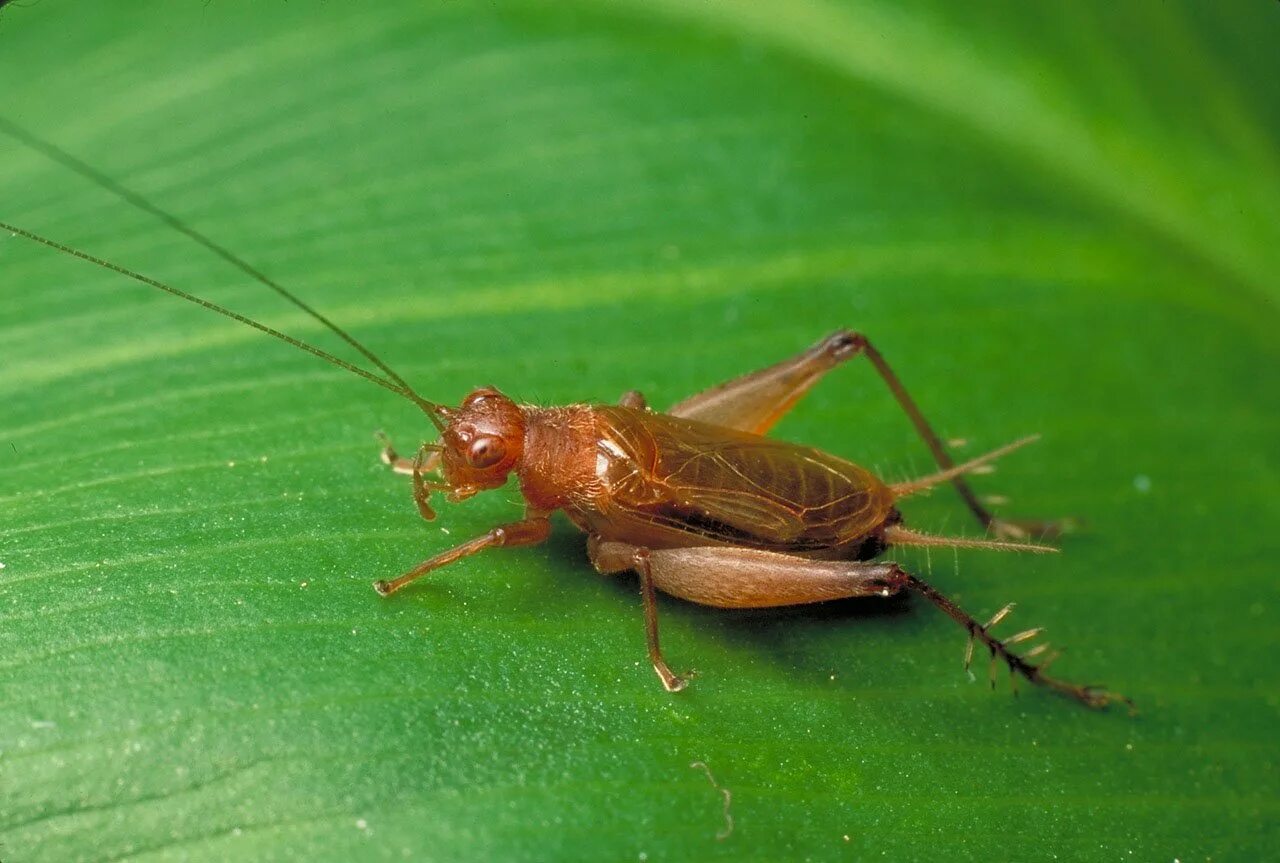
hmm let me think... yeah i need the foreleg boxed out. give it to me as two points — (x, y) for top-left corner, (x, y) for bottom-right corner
(374, 513), (551, 596)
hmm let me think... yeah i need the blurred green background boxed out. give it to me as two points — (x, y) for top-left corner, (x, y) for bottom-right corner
(1, 2), (1277, 860)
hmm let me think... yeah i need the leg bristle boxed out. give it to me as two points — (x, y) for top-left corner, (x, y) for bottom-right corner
(984, 602), (1015, 630)
(1005, 627), (1044, 646)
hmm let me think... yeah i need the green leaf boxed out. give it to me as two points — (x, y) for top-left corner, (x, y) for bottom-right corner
(1, 2), (1276, 860)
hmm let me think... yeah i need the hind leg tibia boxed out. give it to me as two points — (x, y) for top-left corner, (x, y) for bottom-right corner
(900, 569), (1132, 712)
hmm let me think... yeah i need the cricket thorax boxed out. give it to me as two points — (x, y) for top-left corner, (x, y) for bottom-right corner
(517, 405), (601, 512)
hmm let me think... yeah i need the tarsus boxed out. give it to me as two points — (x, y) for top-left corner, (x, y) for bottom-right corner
(897, 569), (1133, 712)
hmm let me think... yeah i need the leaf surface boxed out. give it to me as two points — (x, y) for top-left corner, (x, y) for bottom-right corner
(1, 2), (1277, 860)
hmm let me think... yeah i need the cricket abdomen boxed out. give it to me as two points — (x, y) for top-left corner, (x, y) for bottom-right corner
(570, 406), (896, 556)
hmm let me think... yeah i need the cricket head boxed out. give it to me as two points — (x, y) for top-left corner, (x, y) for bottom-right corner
(435, 387), (525, 501)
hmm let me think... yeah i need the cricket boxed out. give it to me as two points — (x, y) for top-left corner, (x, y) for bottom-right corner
(2, 119), (1129, 712)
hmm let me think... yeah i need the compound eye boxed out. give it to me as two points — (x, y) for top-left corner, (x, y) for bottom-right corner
(466, 436), (506, 469)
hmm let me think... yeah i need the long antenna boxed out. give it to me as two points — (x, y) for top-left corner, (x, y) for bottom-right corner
(0, 221), (448, 429)
(0, 115), (445, 427)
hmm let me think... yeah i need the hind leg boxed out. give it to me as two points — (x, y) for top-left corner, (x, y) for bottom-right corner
(589, 538), (905, 608)
(669, 330), (1068, 539)
(588, 537), (905, 692)
(586, 538), (1127, 710)
(667, 330), (858, 435)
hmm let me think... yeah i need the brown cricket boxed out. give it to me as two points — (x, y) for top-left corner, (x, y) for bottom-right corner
(1, 119), (1129, 711)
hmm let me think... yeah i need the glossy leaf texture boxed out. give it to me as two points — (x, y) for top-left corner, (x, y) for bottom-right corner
(1, 2), (1277, 860)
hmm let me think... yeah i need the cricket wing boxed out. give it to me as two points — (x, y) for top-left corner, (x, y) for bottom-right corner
(590, 408), (894, 552)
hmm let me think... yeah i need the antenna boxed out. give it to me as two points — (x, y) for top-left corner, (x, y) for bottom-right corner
(0, 221), (449, 430)
(0, 116), (448, 429)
